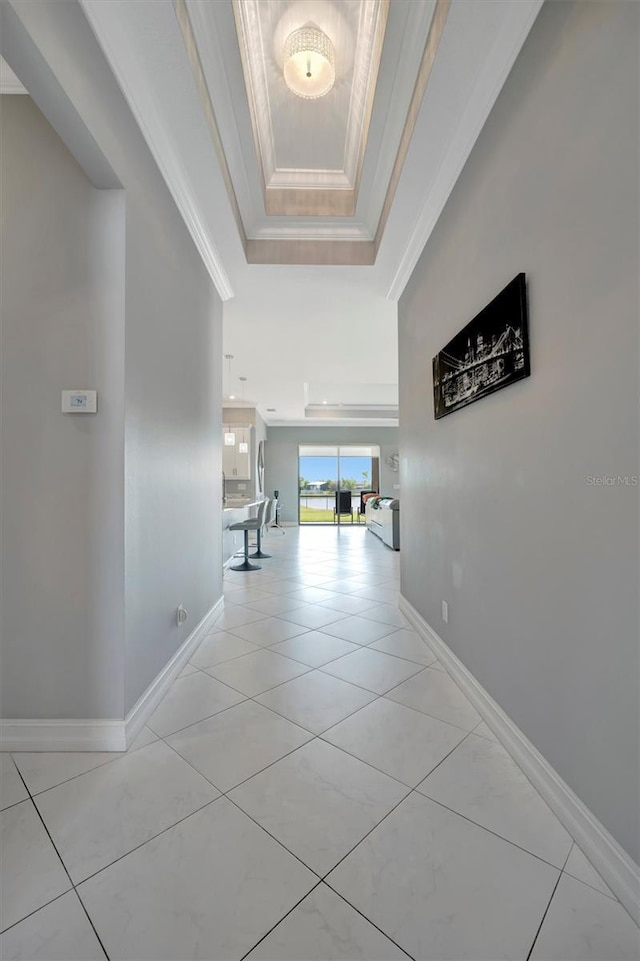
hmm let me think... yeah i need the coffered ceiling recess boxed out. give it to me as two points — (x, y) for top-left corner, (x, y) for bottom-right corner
(233, 0), (388, 218)
(178, 0), (441, 264)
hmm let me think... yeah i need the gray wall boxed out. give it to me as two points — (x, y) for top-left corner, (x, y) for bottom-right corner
(1, 0), (223, 720)
(1, 95), (126, 718)
(399, 0), (639, 861)
(266, 426), (399, 522)
(124, 186), (222, 713)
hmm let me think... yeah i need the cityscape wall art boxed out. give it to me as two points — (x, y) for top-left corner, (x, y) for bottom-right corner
(432, 273), (530, 419)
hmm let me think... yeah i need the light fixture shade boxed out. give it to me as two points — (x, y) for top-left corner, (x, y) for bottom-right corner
(238, 442), (249, 454)
(224, 432), (236, 446)
(283, 25), (335, 100)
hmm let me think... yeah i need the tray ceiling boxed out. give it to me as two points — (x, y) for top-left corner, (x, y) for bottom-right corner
(233, 0), (388, 217)
(178, 0), (440, 262)
(30, 0), (545, 422)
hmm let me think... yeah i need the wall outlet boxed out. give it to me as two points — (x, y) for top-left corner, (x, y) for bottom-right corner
(176, 604), (188, 627)
(441, 600), (448, 623)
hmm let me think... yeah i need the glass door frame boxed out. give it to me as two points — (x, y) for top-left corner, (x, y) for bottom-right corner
(297, 445), (380, 527)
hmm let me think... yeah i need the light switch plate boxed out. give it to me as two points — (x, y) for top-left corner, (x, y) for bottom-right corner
(62, 389), (98, 413)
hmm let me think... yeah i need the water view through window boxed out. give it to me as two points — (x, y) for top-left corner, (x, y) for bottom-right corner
(298, 445), (380, 524)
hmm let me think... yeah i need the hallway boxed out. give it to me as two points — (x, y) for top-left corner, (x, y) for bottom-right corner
(2, 526), (637, 960)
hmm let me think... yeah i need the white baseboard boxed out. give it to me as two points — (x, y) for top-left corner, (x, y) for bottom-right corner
(0, 718), (128, 752)
(124, 595), (224, 745)
(0, 595), (224, 754)
(399, 595), (640, 925)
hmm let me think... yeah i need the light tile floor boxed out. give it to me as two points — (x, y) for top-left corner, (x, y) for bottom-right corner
(2, 526), (639, 960)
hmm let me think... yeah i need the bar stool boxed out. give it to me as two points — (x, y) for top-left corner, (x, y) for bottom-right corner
(229, 499), (268, 572)
(250, 497), (272, 559)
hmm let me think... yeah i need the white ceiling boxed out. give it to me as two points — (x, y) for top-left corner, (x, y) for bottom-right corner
(65, 1), (543, 423)
(0, 54), (27, 93)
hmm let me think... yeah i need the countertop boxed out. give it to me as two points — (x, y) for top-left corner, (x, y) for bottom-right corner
(223, 499), (261, 513)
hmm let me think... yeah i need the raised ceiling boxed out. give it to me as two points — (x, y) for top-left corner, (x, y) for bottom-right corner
(233, 0), (389, 217)
(9, 0), (544, 424)
(177, 0), (441, 263)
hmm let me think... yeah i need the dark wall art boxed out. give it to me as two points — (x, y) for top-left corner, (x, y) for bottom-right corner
(432, 273), (530, 419)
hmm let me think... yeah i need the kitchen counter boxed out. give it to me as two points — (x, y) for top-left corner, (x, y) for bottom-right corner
(223, 499), (262, 565)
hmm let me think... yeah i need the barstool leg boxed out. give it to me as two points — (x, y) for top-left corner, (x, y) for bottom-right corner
(231, 530), (261, 571)
(250, 526), (271, 559)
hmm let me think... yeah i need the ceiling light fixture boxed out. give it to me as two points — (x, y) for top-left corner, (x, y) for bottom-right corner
(224, 354), (234, 401)
(283, 24), (335, 100)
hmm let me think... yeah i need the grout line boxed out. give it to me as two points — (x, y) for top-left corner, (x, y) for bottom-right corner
(147, 693), (253, 741)
(318, 727), (472, 795)
(316, 662), (428, 698)
(379, 691), (480, 736)
(222, 791), (326, 882)
(319, 787), (412, 880)
(319, 882), (417, 960)
(0, 889), (71, 939)
(70, 795), (223, 888)
(237, 879), (324, 961)
(161, 718), (315, 797)
(525, 848), (570, 961)
(417, 789), (570, 873)
(73, 889), (111, 960)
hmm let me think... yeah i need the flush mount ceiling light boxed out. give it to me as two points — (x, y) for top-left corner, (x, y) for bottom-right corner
(283, 24), (335, 100)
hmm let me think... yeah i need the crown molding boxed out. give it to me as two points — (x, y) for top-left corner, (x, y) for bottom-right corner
(248, 220), (373, 242)
(79, 0), (234, 302)
(386, 0), (544, 301)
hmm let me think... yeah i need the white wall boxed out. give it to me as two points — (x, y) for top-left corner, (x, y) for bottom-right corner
(1, 95), (125, 718)
(266, 426), (399, 522)
(1, 0), (223, 721)
(399, 0), (639, 861)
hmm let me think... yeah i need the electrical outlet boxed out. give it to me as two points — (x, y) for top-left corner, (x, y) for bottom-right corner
(176, 604), (188, 627)
(441, 600), (448, 623)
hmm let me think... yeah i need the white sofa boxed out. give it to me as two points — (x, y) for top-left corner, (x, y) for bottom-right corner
(365, 497), (400, 550)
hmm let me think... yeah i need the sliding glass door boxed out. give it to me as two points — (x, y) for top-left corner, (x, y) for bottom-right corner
(298, 445), (380, 525)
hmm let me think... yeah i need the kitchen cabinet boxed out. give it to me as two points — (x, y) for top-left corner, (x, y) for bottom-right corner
(222, 425), (252, 479)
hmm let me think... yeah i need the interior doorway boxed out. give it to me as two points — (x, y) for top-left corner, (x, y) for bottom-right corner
(298, 445), (380, 525)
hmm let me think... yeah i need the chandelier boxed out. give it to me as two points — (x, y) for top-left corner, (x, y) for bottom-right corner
(283, 25), (335, 100)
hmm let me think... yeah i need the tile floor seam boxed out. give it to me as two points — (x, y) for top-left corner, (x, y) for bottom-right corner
(524, 846), (572, 961)
(227, 712), (411, 794)
(69, 795), (223, 888)
(236, 879), (325, 961)
(222, 791), (326, 883)
(559, 865), (619, 904)
(316, 661), (427, 697)
(317, 785), (415, 881)
(145, 692), (251, 741)
(0, 889), (71, 939)
(417, 788), (571, 873)
(379, 690), (479, 735)
(4, 796), (75, 930)
(72, 888), (111, 961)
(315, 724), (469, 793)
(160, 719), (316, 798)
(247, 682), (382, 738)
(318, 880), (417, 961)
(202, 657), (314, 699)
(12, 732), (159, 800)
